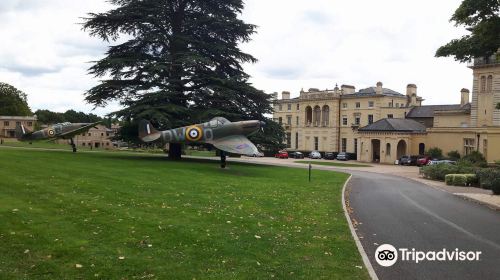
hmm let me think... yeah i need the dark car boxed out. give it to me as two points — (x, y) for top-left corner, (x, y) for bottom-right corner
(336, 152), (349, 161)
(400, 155), (418, 166)
(324, 152), (337, 160)
(289, 151), (304, 159)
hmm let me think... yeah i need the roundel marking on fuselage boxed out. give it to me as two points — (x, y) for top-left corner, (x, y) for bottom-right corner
(48, 129), (55, 136)
(185, 126), (203, 142)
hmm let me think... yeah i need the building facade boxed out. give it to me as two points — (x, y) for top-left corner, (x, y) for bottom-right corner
(273, 52), (500, 163)
(57, 124), (117, 149)
(0, 115), (37, 138)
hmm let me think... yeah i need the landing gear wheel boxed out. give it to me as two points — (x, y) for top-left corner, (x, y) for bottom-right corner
(220, 151), (227, 169)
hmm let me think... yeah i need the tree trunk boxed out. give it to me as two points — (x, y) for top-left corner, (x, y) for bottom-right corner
(169, 143), (182, 160)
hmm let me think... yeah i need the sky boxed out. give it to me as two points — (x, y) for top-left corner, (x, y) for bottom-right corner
(0, 0), (471, 116)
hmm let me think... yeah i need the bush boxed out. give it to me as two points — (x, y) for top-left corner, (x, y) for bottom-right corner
(476, 168), (500, 194)
(427, 147), (443, 159)
(447, 150), (461, 160)
(462, 151), (487, 167)
(444, 174), (476, 186)
(421, 162), (476, 181)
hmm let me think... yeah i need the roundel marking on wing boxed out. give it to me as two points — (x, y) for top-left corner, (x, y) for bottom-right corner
(185, 126), (203, 141)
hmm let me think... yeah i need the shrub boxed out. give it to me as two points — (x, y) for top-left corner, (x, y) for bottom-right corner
(422, 164), (458, 180)
(462, 151), (487, 167)
(447, 150), (461, 160)
(452, 175), (467, 186)
(464, 174), (478, 186)
(444, 174), (476, 186)
(427, 147), (443, 159)
(476, 168), (500, 194)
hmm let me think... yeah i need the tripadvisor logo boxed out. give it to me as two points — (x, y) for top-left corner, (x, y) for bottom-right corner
(375, 244), (482, 267)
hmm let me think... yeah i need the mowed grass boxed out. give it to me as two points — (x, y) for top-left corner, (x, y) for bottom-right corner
(295, 161), (372, 168)
(1, 139), (72, 150)
(0, 148), (368, 279)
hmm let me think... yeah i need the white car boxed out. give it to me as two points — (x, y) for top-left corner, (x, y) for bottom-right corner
(309, 151), (322, 159)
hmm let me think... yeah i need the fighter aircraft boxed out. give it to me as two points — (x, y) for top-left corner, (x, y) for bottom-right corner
(15, 121), (102, 152)
(139, 117), (265, 167)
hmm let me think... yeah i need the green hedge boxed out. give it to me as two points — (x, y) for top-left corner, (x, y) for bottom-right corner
(476, 169), (500, 195)
(421, 163), (475, 181)
(444, 174), (476, 186)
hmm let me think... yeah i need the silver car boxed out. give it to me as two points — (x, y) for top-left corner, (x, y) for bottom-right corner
(309, 151), (322, 159)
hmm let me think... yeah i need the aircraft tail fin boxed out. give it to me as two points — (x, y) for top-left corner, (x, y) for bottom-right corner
(138, 119), (161, 142)
(15, 123), (30, 139)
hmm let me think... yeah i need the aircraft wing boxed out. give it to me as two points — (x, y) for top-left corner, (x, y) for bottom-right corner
(57, 121), (102, 139)
(211, 135), (260, 156)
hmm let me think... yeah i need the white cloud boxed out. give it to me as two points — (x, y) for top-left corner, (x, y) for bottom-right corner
(0, 0), (473, 117)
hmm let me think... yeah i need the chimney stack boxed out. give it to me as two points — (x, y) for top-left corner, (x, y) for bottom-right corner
(341, 84), (355, 95)
(460, 88), (470, 106)
(376, 82), (383, 95)
(281, 91), (290, 100)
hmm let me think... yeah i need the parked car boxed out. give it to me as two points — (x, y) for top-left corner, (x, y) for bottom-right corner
(309, 151), (322, 159)
(417, 156), (432, 166)
(274, 150), (288, 159)
(324, 152), (337, 160)
(252, 152), (264, 157)
(427, 159), (456, 165)
(399, 155), (418, 166)
(336, 152), (349, 161)
(289, 151), (304, 159)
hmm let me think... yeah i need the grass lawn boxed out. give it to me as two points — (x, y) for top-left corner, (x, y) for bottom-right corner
(184, 149), (217, 157)
(295, 160), (372, 168)
(0, 148), (368, 279)
(1, 139), (72, 150)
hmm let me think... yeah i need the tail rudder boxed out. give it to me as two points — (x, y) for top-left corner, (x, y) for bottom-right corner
(138, 120), (161, 142)
(15, 123), (29, 139)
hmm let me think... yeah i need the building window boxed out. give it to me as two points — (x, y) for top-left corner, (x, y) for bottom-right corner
(287, 104), (292, 111)
(286, 133), (291, 148)
(16, 122), (21, 126)
(101, 133), (104, 136)
(355, 102), (361, 108)
(278, 104), (282, 111)
(342, 116), (348, 126)
(314, 137), (319, 151)
(341, 138), (347, 152)
(27, 122), (32, 127)
(82, 143), (85, 146)
(396, 103), (399, 108)
(296, 104), (300, 110)
(355, 116), (360, 125)
(4, 121), (9, 126)
(368, 101), (374, 108)
(342, 103), (347, 109)
(386, 143), (391, 156)
(354, 138), (358, 155)
(305, 106), (312, 126)
(387, 114), (393, 119)
(388, 102), (393, 107)
(464, 138), (475, 155)
(368, 114), (374, 124)
(286, 115), (292, 125)
(295, 133), (299, 149)
(322, 105), (329, 126)
(486, 75), (493, 92)
(296, 116), (299, 126)
(480, 76), (486, 93)
(278, 117), (282, 125)
(88, 133), (91, 136)
(313, 106), (321, 126)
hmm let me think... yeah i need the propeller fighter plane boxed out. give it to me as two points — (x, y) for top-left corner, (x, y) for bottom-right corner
(16, 121), (102, 152)
(139, 117), (265, 168)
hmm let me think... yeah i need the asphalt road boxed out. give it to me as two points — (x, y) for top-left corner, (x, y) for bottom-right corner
(347, 171), (500, 280)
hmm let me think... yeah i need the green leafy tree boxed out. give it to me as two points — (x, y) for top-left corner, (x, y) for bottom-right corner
(83, 0), (283, 158)
(427, 147), (443, 159)
(0, 82), (32, 116)
(435, 0), (500, 62)
(34, 109), (103, 125)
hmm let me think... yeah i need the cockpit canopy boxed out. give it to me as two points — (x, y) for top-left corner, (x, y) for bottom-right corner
(209, 117), (230, 128)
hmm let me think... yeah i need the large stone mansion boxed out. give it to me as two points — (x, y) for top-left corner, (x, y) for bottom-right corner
(273, 53), (500, 163)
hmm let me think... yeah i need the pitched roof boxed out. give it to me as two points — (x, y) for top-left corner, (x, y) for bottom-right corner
(342, 87), (405, 98)
(406, 104), (471, 118)
(358, 118), (427, 133)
